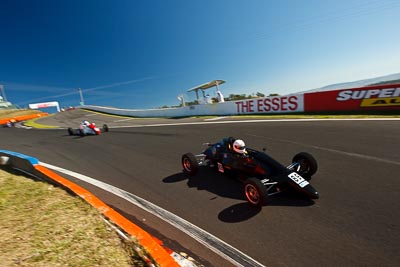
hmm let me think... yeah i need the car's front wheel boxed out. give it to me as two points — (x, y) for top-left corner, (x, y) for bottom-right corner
(291, 152), (318, 180)
(243, 177), (268, 207)
(67, 128), (73, 135)
(182, 153), (199, 176)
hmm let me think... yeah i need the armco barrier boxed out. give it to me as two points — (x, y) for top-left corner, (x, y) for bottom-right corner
(0, 150), (180, 267)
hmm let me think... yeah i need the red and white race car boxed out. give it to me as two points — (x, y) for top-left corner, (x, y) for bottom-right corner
(68, 121), (109, 136)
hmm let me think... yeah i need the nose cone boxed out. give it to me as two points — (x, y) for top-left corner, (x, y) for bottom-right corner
(312, 191), (320, 199)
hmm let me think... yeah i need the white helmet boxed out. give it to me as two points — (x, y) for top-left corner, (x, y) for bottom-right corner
(83, 120), (90, 126)
(233, 139), (246, 154)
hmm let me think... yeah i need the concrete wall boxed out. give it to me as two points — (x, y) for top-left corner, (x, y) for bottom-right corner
(80, 94), (304, 117)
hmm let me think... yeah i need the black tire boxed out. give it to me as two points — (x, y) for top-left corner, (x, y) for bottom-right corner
(67, 128), (73, 136)
(292, 152), (318, 180)
(79, 129), (85, 137)
(243, 177), (268, 207)
(103, 124), (109, 132)
(182, 153), (199, 176)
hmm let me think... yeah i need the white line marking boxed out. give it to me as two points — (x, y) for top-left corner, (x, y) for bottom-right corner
(109, 118), (400, 129)
(114, 118), (137, 122)
(204, 117), (228, 121)
(39, 162), (265, 267)
(85, 114), (98, 117)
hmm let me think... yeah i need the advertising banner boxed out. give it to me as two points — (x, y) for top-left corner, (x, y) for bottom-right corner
(81, 95), (304, 117)
(233, 94), (304, 114)
(304, 84), (400, 112)
(29, 101), (60, 112)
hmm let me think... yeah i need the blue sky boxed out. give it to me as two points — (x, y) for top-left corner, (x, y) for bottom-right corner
(0, 0), (399, 111)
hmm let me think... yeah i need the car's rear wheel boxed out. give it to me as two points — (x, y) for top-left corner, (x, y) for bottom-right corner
(182, 153), (199, 176)
(243, 177), (268, 207)
(292, 152), (318, 180)
(67, 128), (73, 136)
(103, 124), (109, 132)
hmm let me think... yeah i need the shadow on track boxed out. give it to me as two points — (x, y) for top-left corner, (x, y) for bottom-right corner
(163, 168), (245, 201)
(163, 167), (315, 223)
(218, 194), (315, 223)
(218, 203), (262, 222)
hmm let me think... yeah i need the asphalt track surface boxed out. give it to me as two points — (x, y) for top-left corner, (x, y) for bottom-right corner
(1, 109), (399, 267)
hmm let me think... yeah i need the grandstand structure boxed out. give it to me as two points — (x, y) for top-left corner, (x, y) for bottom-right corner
(0, 85), (18, 109)
(0, 98), (17, 109)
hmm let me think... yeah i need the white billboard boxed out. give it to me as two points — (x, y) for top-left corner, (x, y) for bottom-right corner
(29, 101), (60, 112)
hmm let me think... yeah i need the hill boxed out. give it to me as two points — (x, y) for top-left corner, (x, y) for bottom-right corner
(303, 72), (400, 93)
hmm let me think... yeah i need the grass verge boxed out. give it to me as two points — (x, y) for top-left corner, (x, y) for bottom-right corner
(0, 168), (152, 267)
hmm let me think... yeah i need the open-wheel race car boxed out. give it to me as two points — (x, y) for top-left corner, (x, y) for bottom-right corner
(181, 137), (319, 207)
(67, 121), (109, 136)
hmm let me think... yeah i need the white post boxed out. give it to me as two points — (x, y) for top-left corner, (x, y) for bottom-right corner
(0, 84), (7, 101)
(215, 81), (220, 95)
(78, 88), (85, 105)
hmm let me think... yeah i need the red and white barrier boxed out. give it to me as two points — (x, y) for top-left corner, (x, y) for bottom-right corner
(304, 83), (400, 112)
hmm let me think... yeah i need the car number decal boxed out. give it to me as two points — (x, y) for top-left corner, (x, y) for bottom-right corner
(288, 172), (309, 188)
(217, 162), (224, 173)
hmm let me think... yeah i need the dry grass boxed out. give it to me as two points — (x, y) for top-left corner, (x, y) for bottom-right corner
(0, 168), (152, 267)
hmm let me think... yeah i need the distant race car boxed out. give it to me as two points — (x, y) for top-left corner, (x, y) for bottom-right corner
(181, 137), (319, 206)
(2, 119), (16, 128)
(68, 121), (109, 136)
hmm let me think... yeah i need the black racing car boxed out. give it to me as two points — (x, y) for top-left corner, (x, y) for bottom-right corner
(181, 137), (319, 206)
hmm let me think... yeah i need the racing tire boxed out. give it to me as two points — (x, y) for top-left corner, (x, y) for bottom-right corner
(182, 153), (199, 176)
(67, 128), (73, 136)
(243, 177), (268, 207)
(292, 152), (318, 180)
(103, 124), (109, 132)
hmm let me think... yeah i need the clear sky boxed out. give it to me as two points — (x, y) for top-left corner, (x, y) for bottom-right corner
(0, 0), (399, 110)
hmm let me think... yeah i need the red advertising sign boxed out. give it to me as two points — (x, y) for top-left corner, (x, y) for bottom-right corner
(304, 84), (400, 112)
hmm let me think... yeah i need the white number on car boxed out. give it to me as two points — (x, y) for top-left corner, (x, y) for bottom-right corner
(288, 172), (309, 188)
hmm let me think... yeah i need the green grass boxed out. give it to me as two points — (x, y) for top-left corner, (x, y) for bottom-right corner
(0, 168), (152, 267)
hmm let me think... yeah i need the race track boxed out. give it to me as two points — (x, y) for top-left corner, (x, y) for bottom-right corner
(1, 109), (399, 267)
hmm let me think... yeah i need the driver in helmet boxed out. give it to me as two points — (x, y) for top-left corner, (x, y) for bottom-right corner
(214, 137), (249, 161)
(232, 139), (247, 155)
(80, 120), (96, 130)
(219, 137), (247, 155)
(212, 137), (251, 176)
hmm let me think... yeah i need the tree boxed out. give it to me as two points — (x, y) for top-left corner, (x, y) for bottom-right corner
(256, 92), (265, 97)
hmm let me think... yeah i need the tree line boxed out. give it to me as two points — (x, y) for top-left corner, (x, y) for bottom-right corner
(160, 92), (281, 108)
